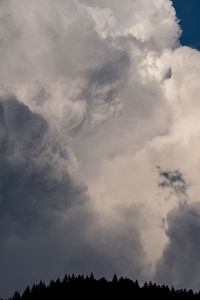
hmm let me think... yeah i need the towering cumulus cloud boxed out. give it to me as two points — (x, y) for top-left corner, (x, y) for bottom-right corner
(1, 0), (200, 296)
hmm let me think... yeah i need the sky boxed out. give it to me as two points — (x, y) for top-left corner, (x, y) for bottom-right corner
(172, 0), (200, 49)
(1, 0), (200, 297)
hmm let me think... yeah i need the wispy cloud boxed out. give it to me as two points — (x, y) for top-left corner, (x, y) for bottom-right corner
(157, 166), (189, 203)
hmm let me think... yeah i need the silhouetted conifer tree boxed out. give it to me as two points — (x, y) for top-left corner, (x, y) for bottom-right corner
(7, 274), (200, 300)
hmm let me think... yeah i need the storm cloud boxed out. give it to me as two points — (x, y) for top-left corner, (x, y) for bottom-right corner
(0, 97), (146, 297)
(0, 97), (88, 238)
(1, 0), (200, 297)
(155, 202), (200, 291)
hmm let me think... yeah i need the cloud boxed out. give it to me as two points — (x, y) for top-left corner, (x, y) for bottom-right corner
(157, 166), (189, 202)
(151, 44), (200, 290)
(0, 97), (146, 297)
(0, 97), (89, 237)
(2, 0), (200, 297)
(154, 202), (200, 291)
(0, 96), (89, 295)
(0, 0), (180, 137)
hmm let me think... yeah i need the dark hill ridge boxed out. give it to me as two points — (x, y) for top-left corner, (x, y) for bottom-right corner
(5, 274), (199, 300)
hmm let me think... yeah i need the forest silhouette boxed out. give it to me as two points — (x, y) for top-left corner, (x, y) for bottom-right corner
(4, 274), (200, 300)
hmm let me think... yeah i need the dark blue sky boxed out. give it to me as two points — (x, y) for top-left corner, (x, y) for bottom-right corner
(172, 0), (200, 50)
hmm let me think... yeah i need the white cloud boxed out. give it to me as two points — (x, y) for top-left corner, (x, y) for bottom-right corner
(1, 0), (200, 295)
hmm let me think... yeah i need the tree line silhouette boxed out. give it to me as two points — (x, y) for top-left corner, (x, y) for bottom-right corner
(4, 274), (200, 300)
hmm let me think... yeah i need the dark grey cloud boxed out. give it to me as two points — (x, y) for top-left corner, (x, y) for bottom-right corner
(0, 207), (145, 298)
(0, 97), (146, 298)
(157, 166), (189, 202)
(0, 97), (88, 238)
(0, 96), (90, 295)
(154, 202), (200, 291)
